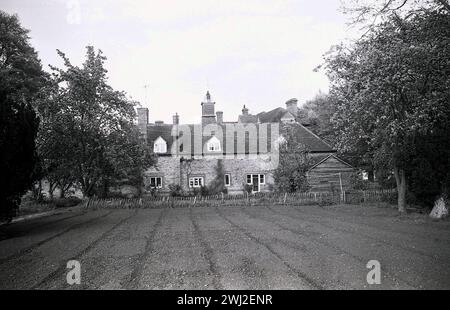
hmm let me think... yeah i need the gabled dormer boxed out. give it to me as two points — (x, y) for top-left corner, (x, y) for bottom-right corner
(153, 136), (167, 154)
(206, 136), (221, 152)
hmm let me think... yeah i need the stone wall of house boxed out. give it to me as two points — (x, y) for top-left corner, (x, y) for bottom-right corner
(180, 155), (275, 194)
(143, 156), (181, 194)
(144, 154), (276, 195)
(143, 153), (355, 195)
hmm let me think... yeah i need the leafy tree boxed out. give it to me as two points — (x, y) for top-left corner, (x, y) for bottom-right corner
(342, 0), (450, 27)
(402, 127), (450, 207)
(301, 92), (337, 145)
(45, 46), (153, 197)
(273, 124), (311, 193)
(95, 121), (153, 197)
(0, 11), (46, 220)
(322, 9), (450, 212)
(302, 91), (376, 180)
(34, 82), (77, 199)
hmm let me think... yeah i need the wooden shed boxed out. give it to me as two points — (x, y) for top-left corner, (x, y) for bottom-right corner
(307, 154), (355, 192)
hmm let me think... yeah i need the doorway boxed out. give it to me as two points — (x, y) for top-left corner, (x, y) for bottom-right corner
(252, 174), (259, 192)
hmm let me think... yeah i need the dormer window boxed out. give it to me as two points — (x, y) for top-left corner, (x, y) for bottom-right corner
(206, 136), (221, 152)
(153, 136), (167, 154)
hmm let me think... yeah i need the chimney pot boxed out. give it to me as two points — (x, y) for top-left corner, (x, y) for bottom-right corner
(242, 105), (249, 115)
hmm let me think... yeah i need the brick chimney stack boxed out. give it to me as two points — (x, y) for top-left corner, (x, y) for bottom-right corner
(173, 113), (179, 125)
(201, 91), (216, 125)
(285, 98), (298, 117)
(216, 111), (223, 124)
(137, 107), (149, 140)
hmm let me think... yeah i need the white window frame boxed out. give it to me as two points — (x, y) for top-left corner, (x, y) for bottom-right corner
(246, 174), (252, 184)
(259, 174), (265, 184)
(189, 177), (204, 188)
(246, 174), (265, 185)
(224, 174), (231, 187)
(149, 176), (163, 189)
(206, 136), (221, 152)
(153, 136), (167, 154)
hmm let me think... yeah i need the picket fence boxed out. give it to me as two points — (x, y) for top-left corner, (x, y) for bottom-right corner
(83, 188), (397, 209)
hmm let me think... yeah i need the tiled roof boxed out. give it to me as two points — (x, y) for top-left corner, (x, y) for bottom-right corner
(238, 114), (258, 123)
(284, 123), (334, 152)
(147, 123), (275, 155)
(145, 122), (334, 155)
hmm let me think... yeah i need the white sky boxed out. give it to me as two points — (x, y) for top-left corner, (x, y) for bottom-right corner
(2, 0), (361, 124)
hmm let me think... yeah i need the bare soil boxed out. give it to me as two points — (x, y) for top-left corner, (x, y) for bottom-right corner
(0, 203), (449, 289)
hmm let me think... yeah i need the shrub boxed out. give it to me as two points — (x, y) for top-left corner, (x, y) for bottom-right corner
(208, 159), (227, 194)
(318, 195), (335, 207)
(349, 172), (369, 190)
(54, 197), (82, 208)
(168, 184), (183, 197)
(200, 186), (210, 196)
(243, 183), (253, 194)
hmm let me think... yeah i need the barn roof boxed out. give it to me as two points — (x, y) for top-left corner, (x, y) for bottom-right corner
(307, 154), (354, 172)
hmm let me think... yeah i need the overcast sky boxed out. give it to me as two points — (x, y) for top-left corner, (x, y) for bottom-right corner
(3, 0), (360, 124)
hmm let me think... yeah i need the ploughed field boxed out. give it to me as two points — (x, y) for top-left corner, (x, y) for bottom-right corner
(1, 204), (449, 289)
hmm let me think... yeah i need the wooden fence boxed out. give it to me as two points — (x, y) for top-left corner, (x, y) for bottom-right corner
(82, 188), (397, 209)
(344, 188), (397, 204)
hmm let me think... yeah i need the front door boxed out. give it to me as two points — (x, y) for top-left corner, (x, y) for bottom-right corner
(252, 174), (259, 192)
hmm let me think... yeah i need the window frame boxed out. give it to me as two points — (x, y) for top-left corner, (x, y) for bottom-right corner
(259, 174), (265, 184)
(246, 174), (252, 184)
(149, 176), (163, 189)
(246, 174), (265, 185)
(206, 136), (221, 152)
(189, 176), (204, 188)
(224, 174), (231, 187)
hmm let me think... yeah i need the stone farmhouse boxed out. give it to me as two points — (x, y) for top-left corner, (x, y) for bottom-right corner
(137, 92), (354, 195)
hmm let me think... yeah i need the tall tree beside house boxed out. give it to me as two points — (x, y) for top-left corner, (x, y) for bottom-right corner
(322, 9), (450, 212)
(0, 11), (46, 220)
(273, 124), (311, 193)
(34, 82), (77, 199)
(97, 121), (154, 197)
(302, 92), (376, 181)
(301, 92), (336, 145)
(45, 46), (154, 197)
